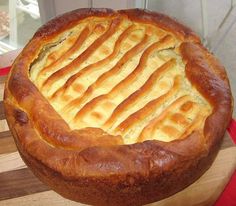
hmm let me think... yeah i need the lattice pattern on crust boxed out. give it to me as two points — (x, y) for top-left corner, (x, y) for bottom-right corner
(30, 15), (212, 144)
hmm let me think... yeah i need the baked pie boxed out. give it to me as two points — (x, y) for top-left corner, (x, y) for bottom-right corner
(4, 8), (233, 206)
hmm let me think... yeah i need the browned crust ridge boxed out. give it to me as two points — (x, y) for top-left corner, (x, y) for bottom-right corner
(4, 8), (233, 206)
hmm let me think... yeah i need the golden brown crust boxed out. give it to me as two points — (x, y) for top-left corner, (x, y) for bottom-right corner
(4, 8), (233, 206)
(180, 42), (233, 147)
(119, 9), (201, 42)
(34, 8), (116, 40)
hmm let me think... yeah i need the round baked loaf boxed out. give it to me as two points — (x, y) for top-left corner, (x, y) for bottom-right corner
(4, 8), (233, 206)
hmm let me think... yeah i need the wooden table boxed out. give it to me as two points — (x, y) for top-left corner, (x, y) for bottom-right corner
(0, 50), (235, 206)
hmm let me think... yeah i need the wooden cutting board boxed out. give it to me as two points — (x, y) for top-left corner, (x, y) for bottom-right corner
(0, 51), (235, 206)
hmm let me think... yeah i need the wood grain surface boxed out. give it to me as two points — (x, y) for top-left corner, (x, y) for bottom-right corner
(0, 50), (235, 206)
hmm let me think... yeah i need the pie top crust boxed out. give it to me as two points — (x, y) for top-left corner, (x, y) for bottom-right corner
(31, 8), (212, 145)
(4, 8), (233, 205)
